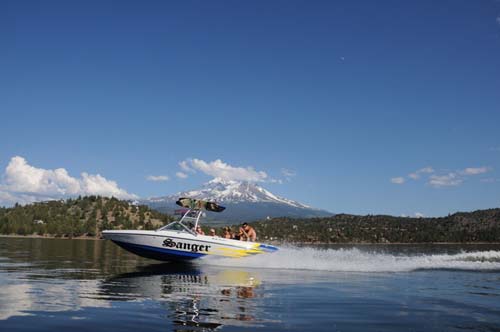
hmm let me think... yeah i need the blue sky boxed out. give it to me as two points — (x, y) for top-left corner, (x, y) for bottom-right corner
(1, 0), (499, 217)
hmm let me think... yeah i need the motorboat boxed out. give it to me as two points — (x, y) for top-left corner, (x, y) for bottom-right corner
(102, 198), (279, 261)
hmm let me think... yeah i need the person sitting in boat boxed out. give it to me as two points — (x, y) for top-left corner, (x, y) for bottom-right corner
(223, 227), (232, 239)
(195, 225), (205, 235)
(209, 228), (218, 237)
(240, 223), (256, 242)
(233, 227), (243, 240)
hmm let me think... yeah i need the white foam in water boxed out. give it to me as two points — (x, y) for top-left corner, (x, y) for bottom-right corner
(201, 246), (500, 272)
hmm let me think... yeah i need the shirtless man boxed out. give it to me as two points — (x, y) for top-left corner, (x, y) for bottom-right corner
(240, 222), (256, 242)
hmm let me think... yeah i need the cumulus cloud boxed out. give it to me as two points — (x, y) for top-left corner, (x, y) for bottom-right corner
(179, 158), (268, 182)
(394, 165), (491, 188)
(408, 167), (434, 180)
(0, 190), (31, 206)
(0, 156), (137, 206)
(414, 212), (425, 218)
(179, 160), (195, 173)
(461, 167), (490, 175)
(146, 175), (169, 182)
(176, 172), (188, 179)
(4, 156), (81, 195)
(390, 177), (405, 184)
(427, 166), (491, 187)
(428, 173), (463, 187)
(80, 173), (136, 198)
(392, 167), (434, 184)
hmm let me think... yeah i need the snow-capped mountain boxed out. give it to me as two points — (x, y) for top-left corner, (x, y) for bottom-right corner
(142, 178), (332, 223)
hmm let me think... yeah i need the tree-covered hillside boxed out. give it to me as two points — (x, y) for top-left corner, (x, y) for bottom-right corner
(1, 197), (499, 243)
(0, 196), (173, 238)
(246, 208), (500, 243)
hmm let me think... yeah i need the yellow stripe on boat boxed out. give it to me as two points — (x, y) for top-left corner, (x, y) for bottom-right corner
(210, 244), (265, 258)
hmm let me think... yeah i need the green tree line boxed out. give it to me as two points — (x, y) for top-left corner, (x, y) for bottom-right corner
(239, 209), (500, 243)
(2, 197), (499, 243)
(0, 196), (173, 238)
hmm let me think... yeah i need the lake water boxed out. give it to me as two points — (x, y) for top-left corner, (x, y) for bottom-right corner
(1, 238), (500, 331)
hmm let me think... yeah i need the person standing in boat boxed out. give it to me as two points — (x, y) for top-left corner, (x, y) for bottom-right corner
(240, 223), (256, 242)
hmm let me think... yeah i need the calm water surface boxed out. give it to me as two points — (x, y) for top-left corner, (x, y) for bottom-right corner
(1, 238), (500, 331)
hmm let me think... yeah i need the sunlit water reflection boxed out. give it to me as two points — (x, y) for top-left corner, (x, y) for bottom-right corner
(1, 237), (500, 331)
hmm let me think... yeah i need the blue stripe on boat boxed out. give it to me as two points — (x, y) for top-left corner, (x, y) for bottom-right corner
(113, 241), (206, 261)
(258, 244), (279, 252)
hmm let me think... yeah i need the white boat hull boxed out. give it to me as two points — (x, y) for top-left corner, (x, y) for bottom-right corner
(102, 229), (278, 261)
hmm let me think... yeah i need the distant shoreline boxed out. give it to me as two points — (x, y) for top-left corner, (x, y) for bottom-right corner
(0, 234), (101, 240)
(1, 234), (499, 245)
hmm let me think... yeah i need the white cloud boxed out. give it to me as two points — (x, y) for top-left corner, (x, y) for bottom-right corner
(180, 158), (268, 182)
(4, 156), (81, 195)
(414, 212), (425, 218)
(146, 175), (169, 182)
(391, 177), (405, 184)
(428, 173), (463, 187)
(461, 167), (490, 175)
(179, 160), (195, 173)
(280, 168), (296, 182)
(80, 173), (136, 199)
(393, 165), (492, 188)
(281, 168), (297, 178)
(426, 166), (491, 188)
(408, 167), (434, 180)
(0, 156), (137, 206)
(176, 172), (188, 179)
(0, 190), (28, 206)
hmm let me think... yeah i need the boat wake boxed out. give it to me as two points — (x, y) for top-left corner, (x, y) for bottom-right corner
(201, 246), (500, 272)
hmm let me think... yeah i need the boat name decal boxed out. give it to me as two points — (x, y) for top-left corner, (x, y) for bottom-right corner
(162, 238), (211, 252)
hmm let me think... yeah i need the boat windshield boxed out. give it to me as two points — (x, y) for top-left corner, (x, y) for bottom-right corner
(161, 221), (193, 233)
